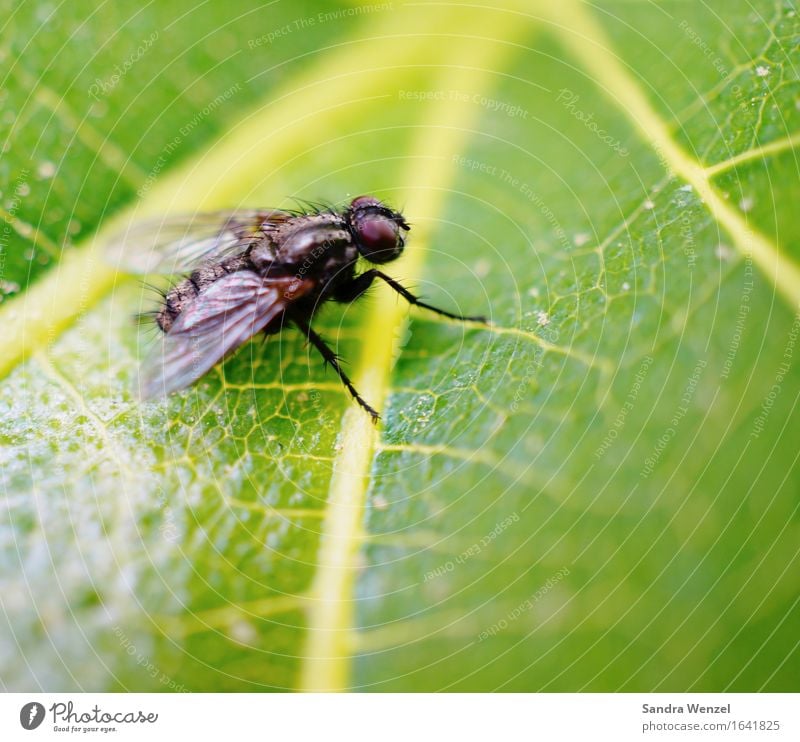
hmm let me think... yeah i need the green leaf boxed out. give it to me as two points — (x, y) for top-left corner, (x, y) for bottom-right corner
(2, 0), (799, 692)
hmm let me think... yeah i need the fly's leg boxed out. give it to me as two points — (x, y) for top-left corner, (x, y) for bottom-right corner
(293, 315), (380, 423)
(334, 269), (486, 323)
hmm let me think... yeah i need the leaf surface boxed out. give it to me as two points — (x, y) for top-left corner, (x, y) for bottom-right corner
(1, 0), (798, 692)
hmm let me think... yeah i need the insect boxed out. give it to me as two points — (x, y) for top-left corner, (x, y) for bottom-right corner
(110, 196), (484, 420)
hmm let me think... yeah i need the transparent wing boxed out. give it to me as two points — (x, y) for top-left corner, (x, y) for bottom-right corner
(108, 210), (291, 274)
(138, 272), (313, 399)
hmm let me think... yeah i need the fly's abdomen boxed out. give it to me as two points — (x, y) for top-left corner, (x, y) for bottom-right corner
(156, 253), (252, 332)
(156, 280), (197, 332)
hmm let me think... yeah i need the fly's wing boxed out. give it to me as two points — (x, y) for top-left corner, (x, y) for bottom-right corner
(108, 210), (292, 274)
(138, 272), (314, 399)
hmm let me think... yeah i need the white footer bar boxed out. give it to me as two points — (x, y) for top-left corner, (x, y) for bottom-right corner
(0, 693), (796, 741)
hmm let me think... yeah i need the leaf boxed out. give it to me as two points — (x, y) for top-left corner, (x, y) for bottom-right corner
(1, 0), (799, 692)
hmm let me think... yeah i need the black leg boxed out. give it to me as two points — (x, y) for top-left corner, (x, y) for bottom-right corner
(293, 315), (380, 423)
(332, 269), (378, 303)
(335, 269), (486, 323)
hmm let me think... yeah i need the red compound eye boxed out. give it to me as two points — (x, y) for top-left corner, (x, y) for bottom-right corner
(355, 215), (402, 263)
(349, 196), (406, 263)
(359, 217), (397, 252)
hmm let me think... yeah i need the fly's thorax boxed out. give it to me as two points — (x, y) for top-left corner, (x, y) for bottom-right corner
(271, 214), (351, 266)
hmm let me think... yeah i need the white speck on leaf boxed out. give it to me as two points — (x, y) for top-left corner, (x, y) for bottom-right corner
(739, 196), (754, 212)
(474, 258), (490, 278)
(643, 199), (655, 210)
(229, 620), (257, 644)
(622, 282), (631, 291)
(372, 495), (389, 510)
(755, 65), (769, 78)
(715, 244), (733, 261)
(573, 232), (590, 247)
(37, 161), (57, 179)
(536, 310), (550, 326)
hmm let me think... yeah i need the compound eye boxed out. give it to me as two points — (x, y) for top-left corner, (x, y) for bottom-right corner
(357, 216), (402, 263)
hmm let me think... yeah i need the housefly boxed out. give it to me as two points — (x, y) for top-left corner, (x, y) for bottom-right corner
(110, 196), (484, 420)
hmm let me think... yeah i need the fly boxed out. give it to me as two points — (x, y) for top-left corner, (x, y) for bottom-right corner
(109, 196), (485, 421)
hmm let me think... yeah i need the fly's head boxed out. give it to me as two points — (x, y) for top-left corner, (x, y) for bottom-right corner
(347, 196), (410, 264)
